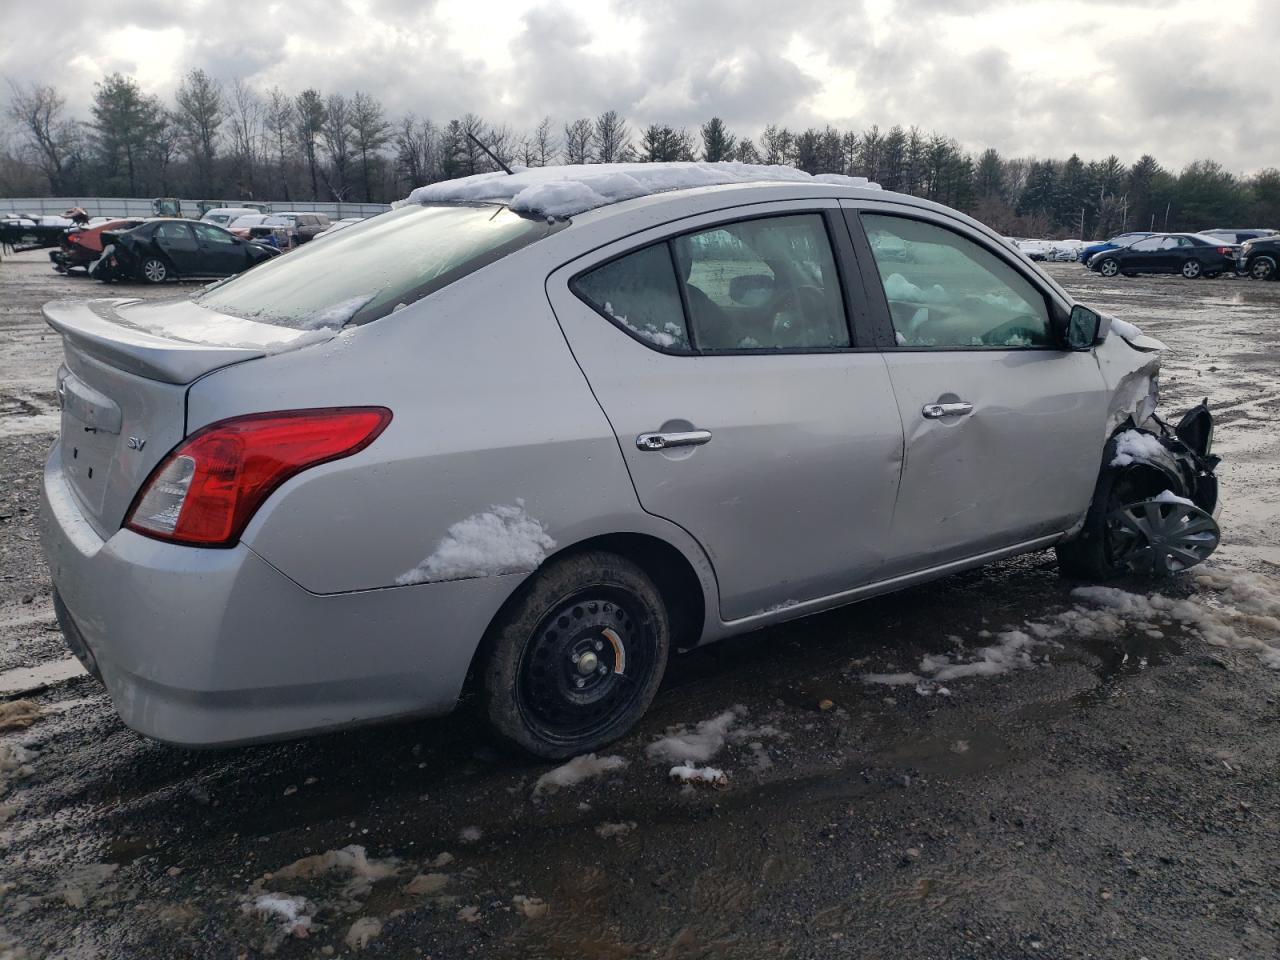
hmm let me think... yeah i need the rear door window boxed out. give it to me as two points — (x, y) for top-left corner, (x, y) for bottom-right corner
(154, 222), (196, 252)
(192, 223), (236, 246)
(862, 213), (1051, 349)
(572, 212), (849, 353)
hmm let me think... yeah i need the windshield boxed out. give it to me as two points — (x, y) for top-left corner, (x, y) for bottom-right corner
(194, 203), (556, 329)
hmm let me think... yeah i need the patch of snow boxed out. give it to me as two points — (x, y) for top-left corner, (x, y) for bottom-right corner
(533, 753), (628, 797)
(0, 700), (41, 731)
(396, 499), (555, 585)
(1111, 429), (1169, 467)
(1108, 317), (1145, 341)
(861, 672), (923, 687)
(883, 272), (949, 304)
(0, 741), (38, 795)
(266, 844), (398, 898)
(401, 162), (881, 219)
(1154, 490), (1196, 507)
(645, 706), (745, 765)
(295, 293), (376, 331)
(918, 629), (1047, 681)
(458, 825), (483, 844)
(669, 764), (729, 788)
(512, 894), (549, 919)
(249, 893), (313, 938)
(405, 872), (450, 895)
(345, 916), (383, 950)
(595, 821), (636, 839)
(457, 905), (481, 922)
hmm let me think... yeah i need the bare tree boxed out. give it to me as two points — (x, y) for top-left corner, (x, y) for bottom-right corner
(760, 125), (793, 166)
(531, 116), (557, 167)
(173, 69), (225, 195)
(6, 81), (77, 192)
(319, 93), (351, 199)
(593, 110), (630, 163)
(348, 91), (391, 201)
(294, 89), (325, 200)
(395, 114), (438, 187)
(458, 113), (490, 174)
(264, 87), (295, 200)
(562, 118), (594, 165)
(228, 79), (264, 196)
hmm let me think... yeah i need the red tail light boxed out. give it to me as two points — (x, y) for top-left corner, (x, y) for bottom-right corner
(125, 407), (392, 547)
(1216, 246), (1233, 256)
(66, 233), (80, 244)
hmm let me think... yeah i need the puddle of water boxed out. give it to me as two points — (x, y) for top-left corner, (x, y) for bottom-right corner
(0, 657), (86, 696)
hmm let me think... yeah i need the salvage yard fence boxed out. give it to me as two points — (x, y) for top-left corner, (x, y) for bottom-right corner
(0, 197), (391, 220)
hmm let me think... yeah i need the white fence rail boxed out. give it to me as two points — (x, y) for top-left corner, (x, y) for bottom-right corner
(0, 197), (391, 219)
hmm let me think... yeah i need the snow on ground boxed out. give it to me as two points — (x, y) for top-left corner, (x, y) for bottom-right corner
(1111, 429), (1170, 467)
(264, 844), (399, 898)
(458, 826), (483, 844)
(532, 753), (628, 797)
(645, 706), (745, 764)
(595, 821), (636, 838)
(670, 765), (729, 788)
(249, 893), (313, 939)
(345, 916), (383, 949)
(0, 700), (41, 731)
(401, 162), (880, 218)
(396, 499), (555, 585)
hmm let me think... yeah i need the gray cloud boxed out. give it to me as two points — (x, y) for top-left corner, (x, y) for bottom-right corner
(1, 0), (1276, 172)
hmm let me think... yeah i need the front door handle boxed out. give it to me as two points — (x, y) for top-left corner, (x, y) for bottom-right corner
(922, 401), (974, 419)
(636, 429), (712, 451)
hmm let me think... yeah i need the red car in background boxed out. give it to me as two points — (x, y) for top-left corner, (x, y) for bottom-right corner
(50, 218), (145, 274)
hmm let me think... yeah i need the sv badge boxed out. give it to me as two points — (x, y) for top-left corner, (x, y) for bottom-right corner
(127, 437), (146, 451)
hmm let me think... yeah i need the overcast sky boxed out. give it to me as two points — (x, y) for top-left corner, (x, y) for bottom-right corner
(2, 0), (1275, 172)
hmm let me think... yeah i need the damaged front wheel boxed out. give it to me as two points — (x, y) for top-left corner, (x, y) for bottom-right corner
(1104, 499), (1220, 574)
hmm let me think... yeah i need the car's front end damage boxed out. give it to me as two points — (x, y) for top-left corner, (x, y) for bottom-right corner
(1058, 316), (1222, 578)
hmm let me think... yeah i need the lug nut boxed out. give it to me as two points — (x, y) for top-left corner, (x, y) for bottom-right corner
(594, 640), (604, 651)
(575, 678), (586, 689)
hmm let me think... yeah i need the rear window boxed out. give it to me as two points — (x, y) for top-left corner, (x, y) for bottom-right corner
(195, 203), (556, 329)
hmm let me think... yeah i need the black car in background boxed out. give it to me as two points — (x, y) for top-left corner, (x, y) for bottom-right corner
(1087, 232), (1239, 279)
(1201, 228), (1276, 244)
(90, 218), (278, 284)
(1238, 235), (1280, 280)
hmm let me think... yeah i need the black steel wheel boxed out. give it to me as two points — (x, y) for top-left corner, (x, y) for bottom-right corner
(482, 551), (670, 759)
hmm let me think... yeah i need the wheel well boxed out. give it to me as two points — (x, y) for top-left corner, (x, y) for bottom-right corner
(547, 533), (706, 649)
(459, 532), (709, 703)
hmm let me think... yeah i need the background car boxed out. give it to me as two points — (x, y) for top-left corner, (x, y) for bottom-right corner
(91, 218), (278, 283)
(228, 214), (299, 248)
(1, 213), (76, 250)
(1077, 231), (1154, 263)
(40, 165), (1219, 761)
(313, 216), (366, 239)
(226, 213), (271, 238)
(1200, 228), (1277, 244)
(50, 218), (145, 273)
(1238, 234), (1280, 280)
(268, 211), (332, 243)
(201, 206), (265, 227)
(1087, 232), (1239, 279)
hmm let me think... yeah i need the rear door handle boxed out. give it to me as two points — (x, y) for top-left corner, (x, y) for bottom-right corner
(922, 401), (974, 419)
(636, 430), (712, 451)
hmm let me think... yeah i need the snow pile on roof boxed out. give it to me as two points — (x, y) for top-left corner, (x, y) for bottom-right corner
(401, 162), (881, 218)
(396, 499), (556, 585)
(532, 753), (628, 797)
(1111, 429), (1168, 467)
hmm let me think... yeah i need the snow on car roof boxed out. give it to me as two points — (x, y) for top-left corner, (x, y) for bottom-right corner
(400, 162), (882, 219)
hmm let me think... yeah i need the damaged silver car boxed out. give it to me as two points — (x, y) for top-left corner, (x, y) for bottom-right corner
(38, 164), (1220, 759)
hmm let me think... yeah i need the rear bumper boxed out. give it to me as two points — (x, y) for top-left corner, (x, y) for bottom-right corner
(39, 444), (519, 746)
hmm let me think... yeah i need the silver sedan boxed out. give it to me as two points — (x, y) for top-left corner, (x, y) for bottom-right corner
(39, 164), (1221, 758)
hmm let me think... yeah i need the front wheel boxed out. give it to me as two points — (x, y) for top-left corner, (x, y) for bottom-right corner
(481, 551), (670, 759)
(1250, 255), (1277, 281)
(1181, 259), (1202, 279)
(140, 257), (169, 284)
(1098, 258), (1120, 278)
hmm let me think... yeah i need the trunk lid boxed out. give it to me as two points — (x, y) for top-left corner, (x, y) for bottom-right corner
(43, 298), (338, 536)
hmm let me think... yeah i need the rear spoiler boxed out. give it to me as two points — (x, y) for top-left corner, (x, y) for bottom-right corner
(43, 299), (267, 385)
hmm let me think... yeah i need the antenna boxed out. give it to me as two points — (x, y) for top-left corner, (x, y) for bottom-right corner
(466, 132), (515, 175)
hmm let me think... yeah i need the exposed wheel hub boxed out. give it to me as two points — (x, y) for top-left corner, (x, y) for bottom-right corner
(518, 594), (650, 741)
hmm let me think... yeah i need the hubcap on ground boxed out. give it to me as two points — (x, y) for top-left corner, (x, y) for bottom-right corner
(1106, 499), (1220, 575)
(517, 591), (654, 742)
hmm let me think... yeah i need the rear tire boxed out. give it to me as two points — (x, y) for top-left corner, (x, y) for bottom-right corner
(481, 551), (670, 760)
(140, 257), (169, 284)
(1181, 259), (1202, 279)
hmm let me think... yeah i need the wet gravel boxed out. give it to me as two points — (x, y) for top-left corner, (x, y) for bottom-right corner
(2, 252), (1279, 959)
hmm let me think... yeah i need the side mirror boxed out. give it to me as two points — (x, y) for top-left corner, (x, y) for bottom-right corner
(1063, 304), (1101, 350)
(728, 273), (775, 306)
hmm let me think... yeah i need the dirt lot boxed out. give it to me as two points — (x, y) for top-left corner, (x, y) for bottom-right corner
(1, 250), (1279, 960)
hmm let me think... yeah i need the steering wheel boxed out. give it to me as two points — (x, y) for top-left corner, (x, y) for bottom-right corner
(769, 284), (827, 341)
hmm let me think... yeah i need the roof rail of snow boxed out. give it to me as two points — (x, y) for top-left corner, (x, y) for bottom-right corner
(398, 162), (882, 219)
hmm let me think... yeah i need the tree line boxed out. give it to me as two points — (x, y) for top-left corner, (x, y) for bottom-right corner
(4, 72), (1278, 238)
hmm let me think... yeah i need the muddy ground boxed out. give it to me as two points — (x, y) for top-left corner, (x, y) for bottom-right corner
(1, 250), (1279, 960)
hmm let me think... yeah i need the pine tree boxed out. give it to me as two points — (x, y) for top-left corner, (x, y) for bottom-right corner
(700, 117), (737, 162)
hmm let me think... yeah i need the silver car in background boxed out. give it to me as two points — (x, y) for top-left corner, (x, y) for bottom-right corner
(39, 164), (1222, 759)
